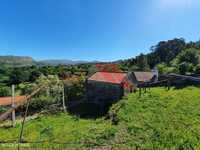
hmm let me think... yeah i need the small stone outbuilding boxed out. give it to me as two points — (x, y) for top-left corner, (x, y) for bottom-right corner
(86, 72), (135, 103)
(132, 71), (157, 86)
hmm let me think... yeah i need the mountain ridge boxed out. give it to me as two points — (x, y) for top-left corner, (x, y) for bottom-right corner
(0, 55), (35, 67)
(0, 55), (100, 67)
(39, 59), (90, 66)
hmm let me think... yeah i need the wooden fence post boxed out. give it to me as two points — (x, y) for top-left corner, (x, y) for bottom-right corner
(167, 80), (171, 91)
(62, 84), (66, 112)
(139, 86), (142, 97)
(11, 85), (16, 127)
(18, 96), (29, 150)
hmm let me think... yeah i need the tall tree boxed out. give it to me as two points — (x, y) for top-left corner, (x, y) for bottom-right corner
(150, 38), (186, 65)
(136, 53), (149, 71)
(9, 69), (30, 85)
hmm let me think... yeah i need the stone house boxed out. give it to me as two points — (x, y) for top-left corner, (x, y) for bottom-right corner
(86, 72), (135, 103)
(132, 71), (157, 86)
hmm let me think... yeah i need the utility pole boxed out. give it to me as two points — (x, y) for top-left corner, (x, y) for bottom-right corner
(62, 84), (66, 112)
(11, 85), (16, 127)
(144, 83), (147, 93)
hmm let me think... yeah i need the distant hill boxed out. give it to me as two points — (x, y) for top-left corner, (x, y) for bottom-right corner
(0, 56), (35, 67)
(0, 56), (100, 67)
(39, 59), (90, 66)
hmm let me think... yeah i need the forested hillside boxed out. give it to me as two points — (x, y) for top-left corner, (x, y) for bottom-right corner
(120, 38), (200, 74)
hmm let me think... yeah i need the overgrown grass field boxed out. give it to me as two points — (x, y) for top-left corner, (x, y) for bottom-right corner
(0, 87), (200, 149)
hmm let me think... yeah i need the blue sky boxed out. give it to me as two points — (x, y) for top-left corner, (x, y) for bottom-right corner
(0, 0), (200, 61)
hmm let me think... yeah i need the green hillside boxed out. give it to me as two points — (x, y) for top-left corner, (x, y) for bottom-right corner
(111, 87), (200, 149)
(120, 38), (200, 74)
(0, 87), (200, 149)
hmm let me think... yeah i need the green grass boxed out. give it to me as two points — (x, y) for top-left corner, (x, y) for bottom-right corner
(0, 113), (116, 150)
(0, 87), (200, 149)
(110, 87), (200, 149)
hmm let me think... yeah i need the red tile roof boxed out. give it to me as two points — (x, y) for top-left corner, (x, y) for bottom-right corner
(0, 96), (26, 106)
(88, 72), (127, 84)
(134, 72), (154, 82)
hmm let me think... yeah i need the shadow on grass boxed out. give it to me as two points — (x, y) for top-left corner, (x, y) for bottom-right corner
(172, 80), (200, 89)
(0, 125), (13, 129)
(67, 101), (114, 119)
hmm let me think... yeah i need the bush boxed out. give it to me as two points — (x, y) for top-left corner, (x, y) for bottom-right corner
(0, 106), (7, 113)
(178, 62), (194, 74)
(157, 63), (178, 74)
(0, 86), (11, 97)
(178, 48), (199, 65)
(28, 95), (60, 112)
(18, 83), (36, 95)
(195, 64), (200, 73)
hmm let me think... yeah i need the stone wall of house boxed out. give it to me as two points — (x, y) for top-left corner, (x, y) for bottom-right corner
(123, 72), (137, 92)
(86, 81), (123, 103)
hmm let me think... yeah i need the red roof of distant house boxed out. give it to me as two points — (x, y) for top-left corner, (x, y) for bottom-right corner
(134, 72), (154, 82)
(95, 64), (122, 72)
(0, 96), (26, 106)
(88, 72), (127, 84)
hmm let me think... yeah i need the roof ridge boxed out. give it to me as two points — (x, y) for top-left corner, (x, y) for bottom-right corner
(88, 71), (127, 84)
(95, 71), (128, 73)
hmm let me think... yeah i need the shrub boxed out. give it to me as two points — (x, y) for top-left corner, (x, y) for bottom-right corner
(157, 63), (178, 74)
(178, 48), (199, 65)
(195, 64), (200, 73)
(0, 86), (11, 97)
(178, 62), (194, 74)
(28, 95), (60, 112)
(0, 106), (7, 113)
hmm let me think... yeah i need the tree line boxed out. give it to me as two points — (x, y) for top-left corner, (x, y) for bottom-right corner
(120, 38), (200, 74)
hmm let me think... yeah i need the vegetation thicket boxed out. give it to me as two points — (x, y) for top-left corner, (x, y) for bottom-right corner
(120, 38), (200, 74)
